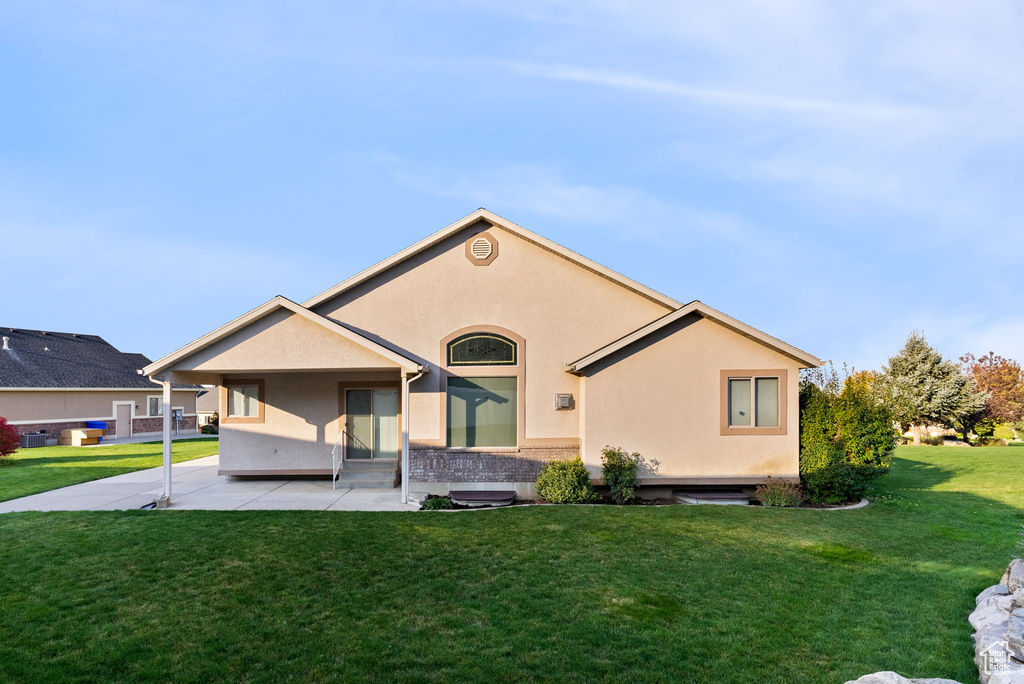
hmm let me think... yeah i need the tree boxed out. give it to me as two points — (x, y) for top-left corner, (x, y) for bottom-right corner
(799, 364), (897, 504)
(0, 417), (19, 458)
(876, 332), (986, 445)
(960, 353), (1024, 441)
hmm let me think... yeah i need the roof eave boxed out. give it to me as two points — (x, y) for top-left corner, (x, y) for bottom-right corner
(143, 296), (422, 377)
(566, 301), (821, 372)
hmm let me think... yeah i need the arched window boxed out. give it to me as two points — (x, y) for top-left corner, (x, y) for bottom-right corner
(447, 333), (517, 367)
(443, 329), (522, 448)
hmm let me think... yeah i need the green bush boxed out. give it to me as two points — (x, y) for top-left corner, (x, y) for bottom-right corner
(921, 435), (944, 446)
(601, 445), (641, 504)
(993, 426), (1015, 440)
(200, 424), (218, 435)
(420, 495), (453, 510)
(800, 366), (897, 505)
(535, 456), (599, 504)
(974, 437), (1008, 447)
(754, 478), (804, 507)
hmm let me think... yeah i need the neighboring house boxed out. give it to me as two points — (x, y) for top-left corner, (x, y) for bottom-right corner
(144, 209), (820, 501)
(196, 387), (219, 426)
(0, 328), (201, 442)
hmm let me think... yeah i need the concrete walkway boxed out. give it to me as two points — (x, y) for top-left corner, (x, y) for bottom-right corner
(0, 454), (419, 513)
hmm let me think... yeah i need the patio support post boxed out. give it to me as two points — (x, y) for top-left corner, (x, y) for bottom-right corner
(401, 374), (410, 504)
(158, 379), (172, 508)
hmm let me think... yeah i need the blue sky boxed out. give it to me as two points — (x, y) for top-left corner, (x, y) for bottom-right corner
(2, 1), (1022, 371)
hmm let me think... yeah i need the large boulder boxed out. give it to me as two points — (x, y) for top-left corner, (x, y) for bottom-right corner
(1008, 607), (1024, 663)
(972, 579), (1024, 684)
(1006, 560), (1024, 593)
(843, 672), (962, 684)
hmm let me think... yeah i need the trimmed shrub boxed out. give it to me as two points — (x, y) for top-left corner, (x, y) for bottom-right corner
(975, 437), (1008, 447)
(754, 478), (804, 507)
(200, 424), (219, 435)
(420, 495), (453, 510)
(993, 426), (1015, 440)
(601, 445), (641, 504)
(800, 366), (897, 505)
(0, 417), (18, 459)
(921, 435), (944, 446)
(535, 456), (598, 504)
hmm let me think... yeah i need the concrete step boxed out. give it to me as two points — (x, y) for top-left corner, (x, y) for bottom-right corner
(337, 468), (399, 480)
(336, 477), (398, 489)
(340, 460), (399, 471)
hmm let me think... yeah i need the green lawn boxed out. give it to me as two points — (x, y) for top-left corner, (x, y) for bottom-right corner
(0, 438), (219, 503)
(0, 445), (1020, 683)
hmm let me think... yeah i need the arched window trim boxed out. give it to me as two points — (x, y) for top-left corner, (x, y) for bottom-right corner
(447, 332), (518, 367)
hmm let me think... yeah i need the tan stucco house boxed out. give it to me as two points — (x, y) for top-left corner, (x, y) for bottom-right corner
(143, 209), (820, 503)
(0, 328), (200, 443)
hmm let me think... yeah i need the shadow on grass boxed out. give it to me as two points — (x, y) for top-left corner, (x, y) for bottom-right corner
(883, 456), (958, 490)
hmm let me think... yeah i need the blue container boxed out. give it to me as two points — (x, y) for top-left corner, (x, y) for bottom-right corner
(86, 421), (107, 430)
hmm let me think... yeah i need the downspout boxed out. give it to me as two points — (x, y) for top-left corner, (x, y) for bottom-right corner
(401, 366), (428, 505)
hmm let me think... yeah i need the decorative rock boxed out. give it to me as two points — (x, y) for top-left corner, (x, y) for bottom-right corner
(972, 580), (1024, 684)
(1013, 590), (1024, 611)
(973, 591), (1012, 632)
(1008, 560), (1024, 594)
(843, 672), (962, 684)
(1007, 607), (1024, 662)
(979, 585), (1012, 605)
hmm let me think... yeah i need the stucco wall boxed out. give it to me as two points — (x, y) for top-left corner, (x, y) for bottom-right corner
(580, 314), (803, 480)
(0, 389), (198, 424)
(313, 221), (673, 443)
(175, 308), (402, 373)
(218, 371), (401, 473)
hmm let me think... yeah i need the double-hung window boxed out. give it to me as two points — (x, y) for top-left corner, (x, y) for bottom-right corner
(721, 370), (787, 435)
(147, 396), (163, 417)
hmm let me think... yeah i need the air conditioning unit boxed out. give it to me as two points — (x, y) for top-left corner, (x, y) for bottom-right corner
(19, 433), (47, 448)
(554, 393), (573, 410)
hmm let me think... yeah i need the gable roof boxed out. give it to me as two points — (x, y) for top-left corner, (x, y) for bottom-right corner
(565, 301), (822, 372)
(143, 296), (425, 377)
(303, 208), (682, 311)
(196, 388), (218, 413)
(0, 328), (194, 389)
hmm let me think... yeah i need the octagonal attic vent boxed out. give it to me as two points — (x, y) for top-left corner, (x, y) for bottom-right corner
(470, 237), (492, 259)
(464, 232), (498, 265)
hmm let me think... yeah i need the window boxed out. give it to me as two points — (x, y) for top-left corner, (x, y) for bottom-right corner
(147, 396), (163, 417)
(447, 377), (517, 447)
(221, 379), (265, 424)
(442, 328), (523, 448)
(720, 370), (787, 435)
(447, 333), (517, 366)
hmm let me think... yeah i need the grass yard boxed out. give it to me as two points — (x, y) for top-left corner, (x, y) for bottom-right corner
(0, 438), (219, 503)
(0, 444), (1021, 683)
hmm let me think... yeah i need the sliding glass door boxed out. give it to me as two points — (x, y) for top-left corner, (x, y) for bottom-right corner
(345, 388), (400, 460)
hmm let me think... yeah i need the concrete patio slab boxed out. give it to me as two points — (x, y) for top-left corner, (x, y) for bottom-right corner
(0, 454), (419, 513)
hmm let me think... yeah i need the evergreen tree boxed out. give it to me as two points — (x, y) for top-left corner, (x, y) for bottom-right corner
(877, 332), (986, 445)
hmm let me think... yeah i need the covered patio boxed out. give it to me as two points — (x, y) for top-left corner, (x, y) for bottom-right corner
(142, 297), (428, 509)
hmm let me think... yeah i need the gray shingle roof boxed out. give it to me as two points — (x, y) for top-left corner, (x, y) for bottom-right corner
(0, 328), (197, 389)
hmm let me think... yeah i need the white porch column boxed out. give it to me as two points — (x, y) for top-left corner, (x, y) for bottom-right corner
(401, 373), (411, 504)
(158, 379), (173, 507)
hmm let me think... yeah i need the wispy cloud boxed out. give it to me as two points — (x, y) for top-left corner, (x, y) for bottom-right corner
(359, 152), (776, 253)
(503, 62), (941, 125)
